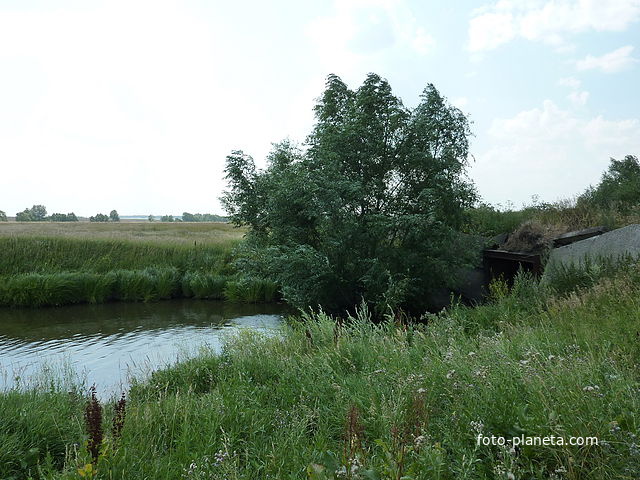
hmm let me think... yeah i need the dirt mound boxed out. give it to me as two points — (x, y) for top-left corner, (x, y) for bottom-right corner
(502, 221), (569, 253)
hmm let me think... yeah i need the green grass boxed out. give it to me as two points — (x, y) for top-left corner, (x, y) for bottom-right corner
(0, 237), (236, 276)
(2, 267), (639, 479)
(0, 233), (281, 306)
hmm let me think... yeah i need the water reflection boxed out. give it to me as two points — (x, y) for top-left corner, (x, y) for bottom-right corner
(0, 300), (287, 397)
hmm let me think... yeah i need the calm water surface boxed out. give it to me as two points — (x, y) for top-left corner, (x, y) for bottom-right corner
(0, 300), (287, 397)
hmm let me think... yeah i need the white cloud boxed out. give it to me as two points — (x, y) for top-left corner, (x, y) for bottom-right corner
(452, 96), (469, 109)
(470, 100), (640, 205)
(468, 0), (640, 52)
(468, 12), (515, 52)
(576, 45), (639, 73)
(567, 90), (589, 106)
(307, 0), (434, 75)
(557, 76), (581, 88)
(412, 27), (435, 55)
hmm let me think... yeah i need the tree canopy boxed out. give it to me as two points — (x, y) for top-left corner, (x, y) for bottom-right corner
(16, 205), (47, 222)
(50, 212), (78, 222)
(89, 213), (109, 222)
(222, 73), (478, 313)
(579, 155), (640, 212)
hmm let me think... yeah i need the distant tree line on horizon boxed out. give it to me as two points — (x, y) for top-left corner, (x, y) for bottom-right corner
(0, 205), (121, 222)
(147, 212), (228, 222)
(181, 212), (227, 222)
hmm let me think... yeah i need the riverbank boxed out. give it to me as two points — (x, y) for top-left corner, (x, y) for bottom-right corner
(0, 224), (278, 307)
(2, 266), (639, 478)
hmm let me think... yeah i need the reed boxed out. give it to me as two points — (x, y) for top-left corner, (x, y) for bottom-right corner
(223, 278), (279, 303)
(0, 269), (271, 307)
(0, 237), (235, 276)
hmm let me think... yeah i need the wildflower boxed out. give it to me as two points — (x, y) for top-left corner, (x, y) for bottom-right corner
(519, 360), (529, 367)
(214, 449), (228, 466)
(84, 385), (103, 465)
(555, 466), (567, 473)
(582, 385), (600, 392)
(417, 387), (427, 394)
(474, 367), (488, 378)
(609, 421), (621, 433)
(470, 420), (484, 433)
(506, 472), (515, 480)
(468, 351), (476, 357)
(446, 369), (456, 379)
(414, 435), (426, 447)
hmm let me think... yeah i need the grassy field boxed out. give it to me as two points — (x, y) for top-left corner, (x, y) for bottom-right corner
(1, 266), (639, 479)
(0, 222), (279, 307)
(0, 221), (245, 246)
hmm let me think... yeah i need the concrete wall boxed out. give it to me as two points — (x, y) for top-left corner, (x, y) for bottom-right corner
(543, 224), (640, 280)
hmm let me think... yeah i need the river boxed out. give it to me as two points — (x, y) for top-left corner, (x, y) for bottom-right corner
(0, 300), (287, 398)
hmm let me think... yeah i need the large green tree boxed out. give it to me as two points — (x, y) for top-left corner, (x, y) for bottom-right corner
(15, 205), (47, 222)
(222, 74), (478, 313)
(579, 155), (640, 212)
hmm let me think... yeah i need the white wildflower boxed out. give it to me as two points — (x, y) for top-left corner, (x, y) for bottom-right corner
(470, 420), (484, 433)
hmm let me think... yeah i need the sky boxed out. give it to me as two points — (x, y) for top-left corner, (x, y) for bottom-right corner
(0, 0), (639, 216)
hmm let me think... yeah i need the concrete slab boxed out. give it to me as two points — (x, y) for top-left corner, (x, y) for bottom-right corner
(544, 224), (640, 279)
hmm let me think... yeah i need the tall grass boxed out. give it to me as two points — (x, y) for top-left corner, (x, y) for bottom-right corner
(0, 269), (280, 307)
(0, 236), (282, 306)
(2, 266), (639, 478)
(0, 237), (235, 276)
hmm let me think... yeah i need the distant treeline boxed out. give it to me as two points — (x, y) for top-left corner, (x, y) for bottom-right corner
(0, 205), (122, 222)
(152, 212), (228, 222)
(4, 205), (80, 222)
(0, 206), (228, 223)
(181, 212), (227, 222)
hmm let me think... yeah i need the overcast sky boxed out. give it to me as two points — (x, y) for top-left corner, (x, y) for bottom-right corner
(1, 0), (639, 216)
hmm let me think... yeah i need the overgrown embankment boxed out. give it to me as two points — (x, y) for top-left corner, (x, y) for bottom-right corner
(0, 236), (278, 307)
(2, 266), (639, 479)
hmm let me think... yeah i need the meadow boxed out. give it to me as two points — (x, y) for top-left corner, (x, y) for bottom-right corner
(1, 265), (638, 479)
(0, 221), (244, 246)
(0, 222), (278, 306)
